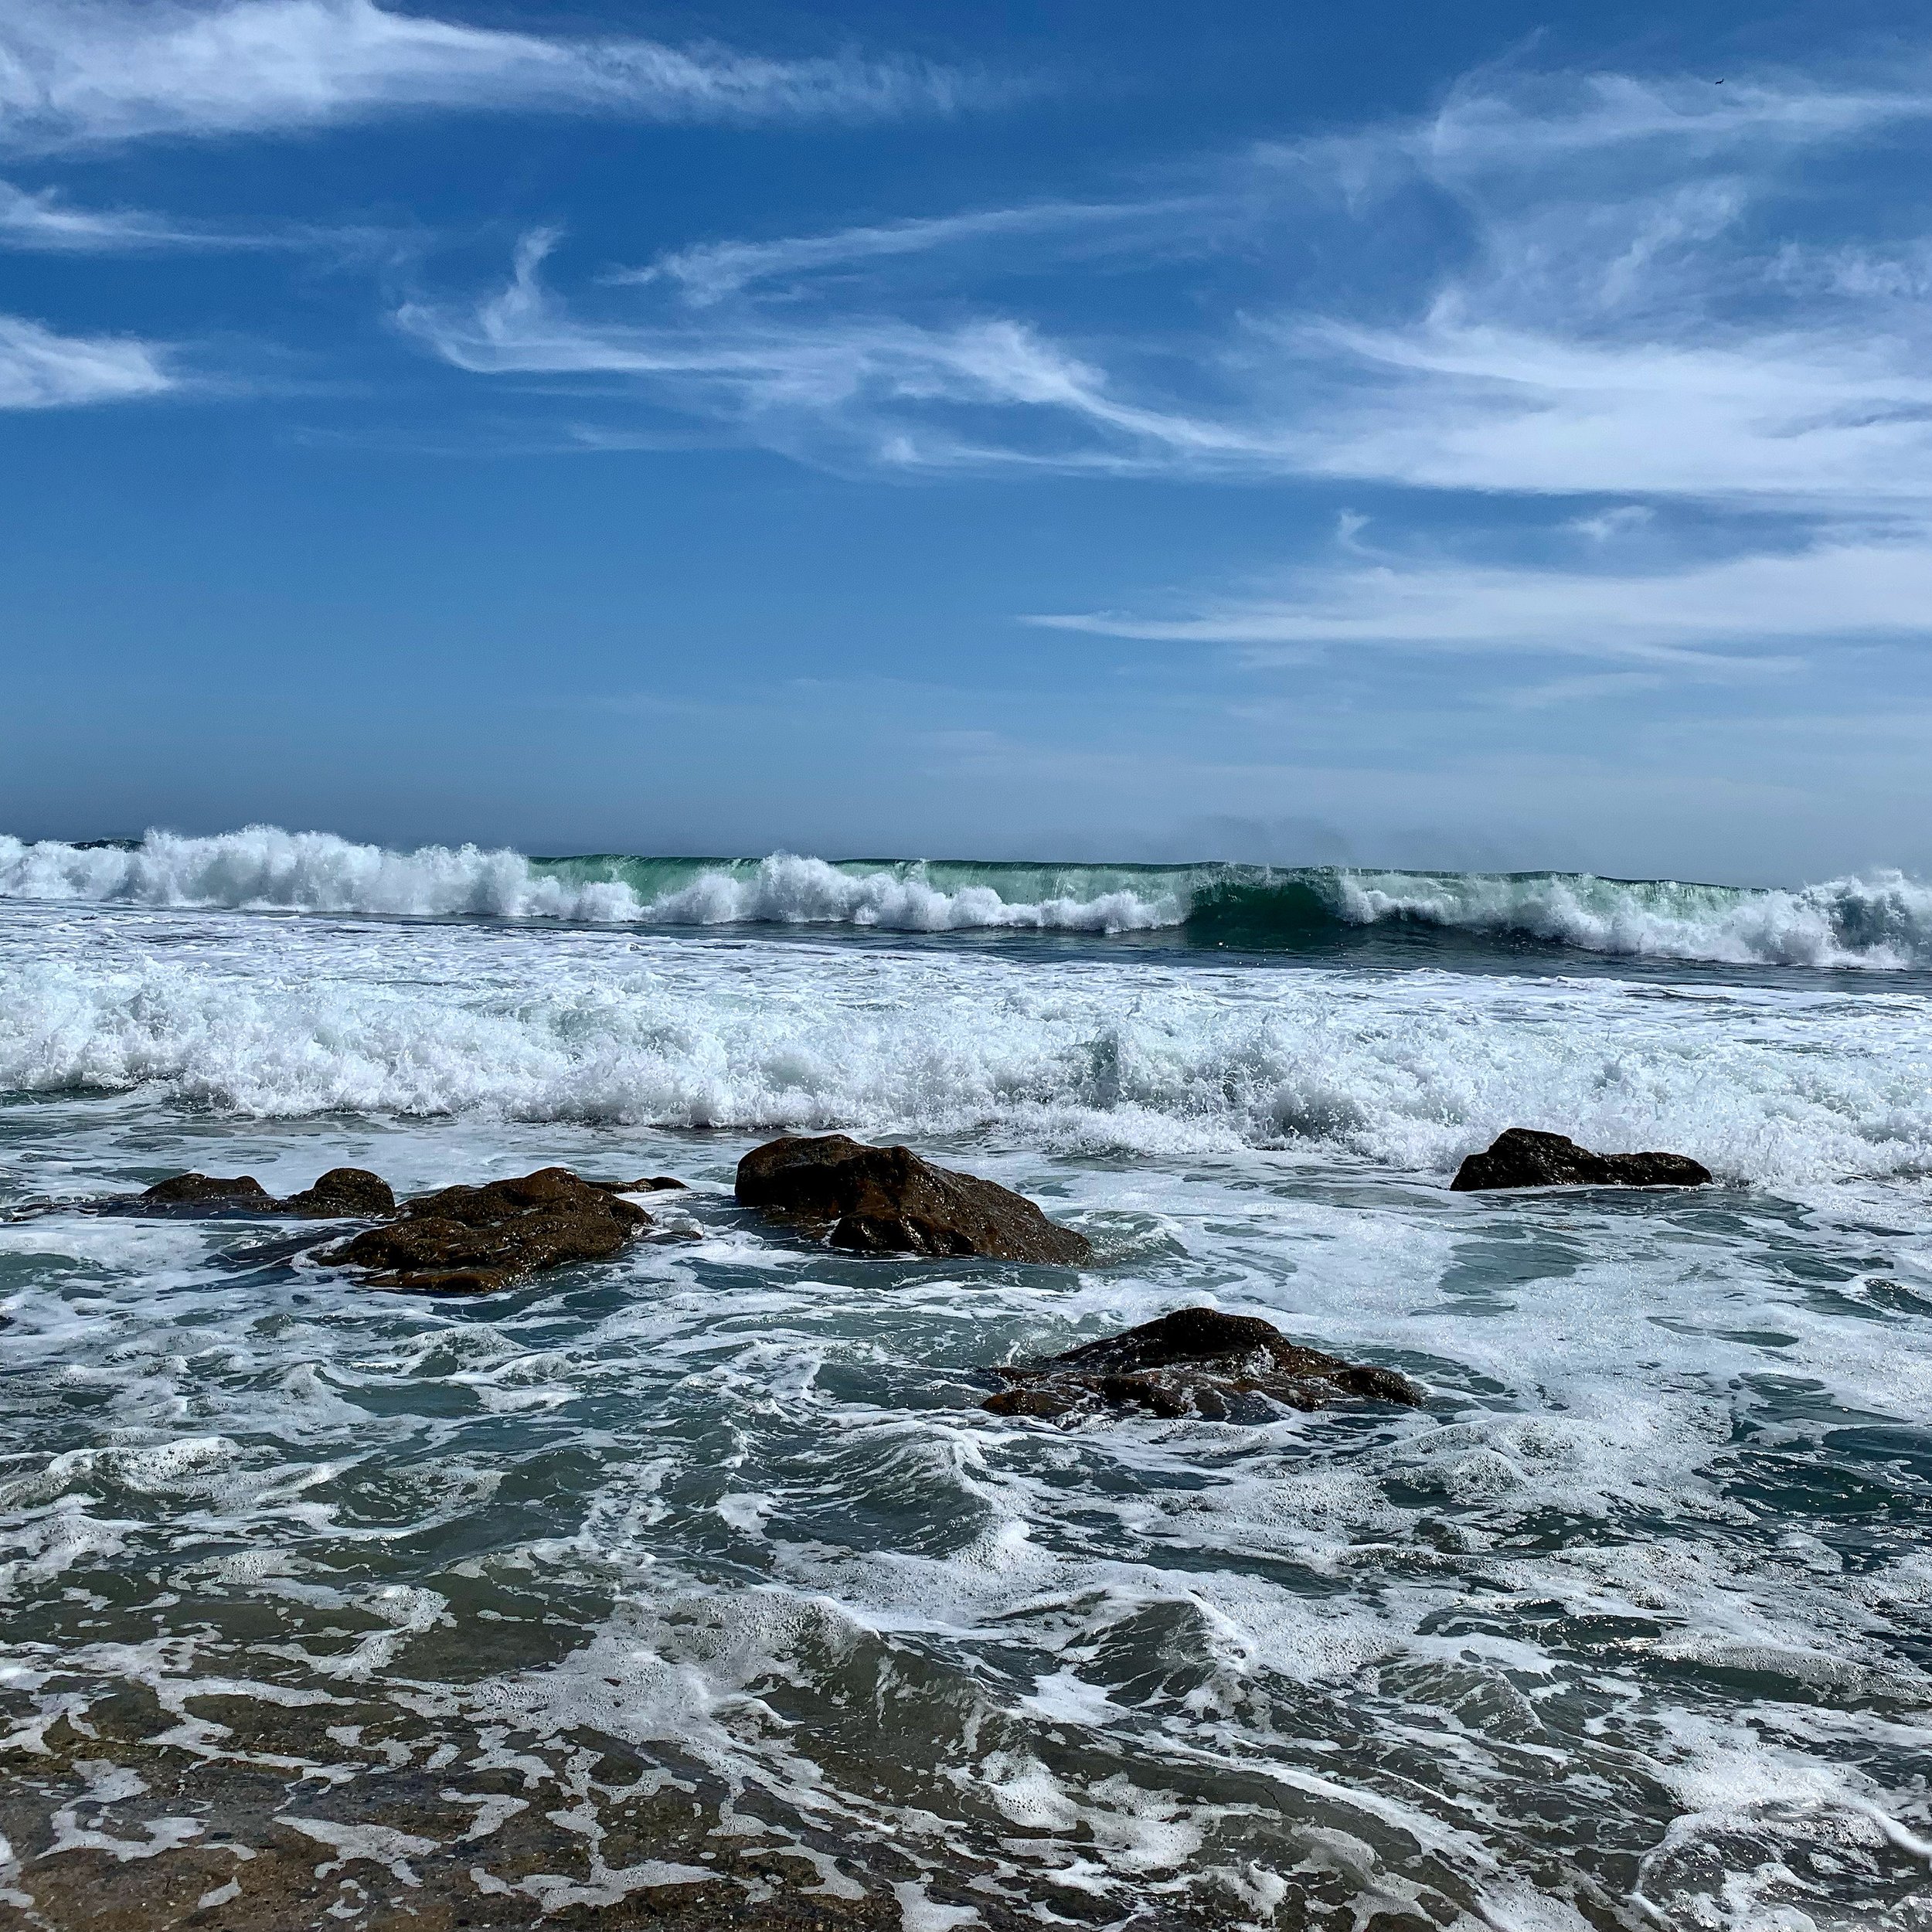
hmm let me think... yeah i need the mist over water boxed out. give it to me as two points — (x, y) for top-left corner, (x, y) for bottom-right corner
(2, 828), (1930, 1929)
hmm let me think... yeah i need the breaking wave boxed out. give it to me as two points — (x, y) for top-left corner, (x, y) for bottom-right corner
(7, 913), (1932, 1186)
(5, 825), (1932, 969)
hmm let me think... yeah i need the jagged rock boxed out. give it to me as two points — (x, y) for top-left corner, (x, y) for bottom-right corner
(141, 1172), (275, 1208)
(736, 1134), (1090, 1264)
(321, 1166), (650, 1294)
(1451, 1128), (1713, 1192)
(281, 1168), (396, 1218)
(983, 1306), (1425, 1421)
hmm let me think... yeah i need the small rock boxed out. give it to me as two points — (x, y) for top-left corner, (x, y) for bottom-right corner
(1451, 1128), (1713, 1192)
(321, 1166), (649, 1294)
(595, 1177), (687, 1194)
(281, 1168), (396, 1218)
(736, 1134), (1090, 1264)
(984, 1306), (1424, 1421)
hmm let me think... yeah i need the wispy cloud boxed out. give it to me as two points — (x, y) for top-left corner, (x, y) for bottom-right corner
(0, 0), (984, 150)
(0, 312), (172, 406)
(1023, 64), (1932, 672)
(398, 229), (1189, 469)
(1030, 532), (1932, 665)
(404, 62), (1932, 492)
(614, 197), (1201, 307)
(0, 176), (271, 249)
(401, 226), (1308, 475)
(398, 49), (1932, 676)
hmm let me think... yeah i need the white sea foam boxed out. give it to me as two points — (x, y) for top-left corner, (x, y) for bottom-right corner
(9, 825), (1932, 966)
(3, 893), (1930, 1928)
(3, 1128), (1929, 1924)
(3, 903), (1931, 1188)
(1328, 867), (1932, 970)
(638, 853), (1172, 933)
(0, 829), (1174, 934)
(0, 826), (621, 920)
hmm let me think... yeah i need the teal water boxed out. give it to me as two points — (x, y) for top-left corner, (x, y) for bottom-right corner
(1, 845), (1930, 1927)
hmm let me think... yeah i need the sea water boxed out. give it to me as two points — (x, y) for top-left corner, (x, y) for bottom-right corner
(0, 829), (1928, 1930)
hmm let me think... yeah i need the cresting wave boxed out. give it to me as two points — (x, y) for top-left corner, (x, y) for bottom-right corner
(9, 909), (1932, 1188)
(5, 825), (1932, 968)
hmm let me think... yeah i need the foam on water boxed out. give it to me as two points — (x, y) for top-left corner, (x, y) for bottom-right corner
(1, 893), (1930, 1926)
(11, 825), (1932, 967)
(0, 828), (1179, 934)
(4, 902), (1932, 1192)
(2, 1132), (1928, 1925)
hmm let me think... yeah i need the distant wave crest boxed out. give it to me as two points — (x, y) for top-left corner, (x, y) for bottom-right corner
(3, 825), (1931, 968)
(0, 828), (1177, 934)
(1213, 869), (1932, 970)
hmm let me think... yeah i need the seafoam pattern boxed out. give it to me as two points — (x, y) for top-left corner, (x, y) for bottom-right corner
(4, 900), (1932, 1189)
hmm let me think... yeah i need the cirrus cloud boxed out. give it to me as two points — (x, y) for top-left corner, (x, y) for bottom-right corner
(0, 0), (986, 151)
(0, 312), (172, 406)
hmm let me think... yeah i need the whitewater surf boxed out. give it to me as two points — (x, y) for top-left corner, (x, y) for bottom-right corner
(8, 825), (1932, 968)
(1, 825), (1928, 1930)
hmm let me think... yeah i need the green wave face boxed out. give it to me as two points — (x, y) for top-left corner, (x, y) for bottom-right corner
(5, 829), (1929, 968)
(530, 854), (1932, 968)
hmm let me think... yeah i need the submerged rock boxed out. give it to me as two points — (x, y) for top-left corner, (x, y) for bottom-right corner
(595, 1176), (687, 1195)
(131, 1167), (395, 1218)
(1451, 1128), (1713, 1192)
(321, 1166), (650, 1294)
(736, 1134), (1090, 1264)
(983, 1306), (1425, 1421)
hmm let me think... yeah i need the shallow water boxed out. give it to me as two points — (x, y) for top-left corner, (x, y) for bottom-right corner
(2, 887), (1930, 1930)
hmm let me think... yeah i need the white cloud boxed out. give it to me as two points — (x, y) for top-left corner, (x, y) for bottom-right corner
(1275, 313), (1932, 509)
(617, 197), (1199, 306)
(405, 61), (1932, 498)
(398, 229), (1183, 466)
(1412, 65), (1930, 171)
(1567, 505), (1653, 543)
(393, 49), (1932, 675)
(0, 312), (172, 406)
(0, 176), (259, 248)
(0, 0), (978, 149)
(403, 226), (1311, 476)
(1032, 533), (1932, 665)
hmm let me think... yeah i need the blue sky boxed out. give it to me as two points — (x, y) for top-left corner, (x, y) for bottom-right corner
(2, 0), (1929, 880)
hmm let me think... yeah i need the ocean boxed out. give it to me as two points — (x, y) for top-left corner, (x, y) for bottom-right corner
(1, 826), (1929, 1931)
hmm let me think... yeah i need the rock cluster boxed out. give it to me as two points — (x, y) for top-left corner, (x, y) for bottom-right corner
(91, 1151), (1435, 1421)
(138, 1168), (396, 1217)
(736, 1134), (1090, 1264)
(1451, 1128), (1713, 1192)
(985, 1306), (1423, 1420)
(319, 1166), (651, 1295)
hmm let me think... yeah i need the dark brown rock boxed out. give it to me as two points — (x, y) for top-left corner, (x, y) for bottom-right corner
(280, 1167), (396, 1218)
(140, 1172), (275, 1207)
(130, 1168), (395, 1219)
(984, 1306), (1425, 1421)
(595, 1176), (688, 1194)
(1451, 1128), (1713, 1192)
(736, 1134), (1090, 1264)
(321, 1166), (650, 1294)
